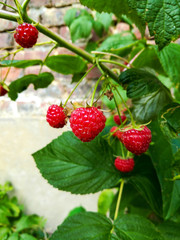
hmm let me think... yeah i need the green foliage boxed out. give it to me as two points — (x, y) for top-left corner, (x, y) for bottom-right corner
(33, 132), (120, 194)
(0, 183), (47, 240)
(50, 212), (112, 240)
(45, 55), (87, 74)
(98, 189), (115, 215)
(8, 72), (54, 100)
(80, 0), (180, 49)
(114, 214), (162, 240)
(119, 69), (173, 122)
(0, 60), (43, 68)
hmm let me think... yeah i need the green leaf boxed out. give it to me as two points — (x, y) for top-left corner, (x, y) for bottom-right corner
(71, 72), (85, 83)
(0, 213), (9, 226)
(8, 72), (54, 101)
(98, 33), (137, 55)
(32, 132), (120, 194)
(132, 46), (165, 75)
(45, 55), (87, 74)
(8, 233), (19, 240)
(128, 0), (180, 49)
(0, 227), (10, 239)
(95, 12), (112, 32)
(19, 234), (36, 240)
(93, 20), (104, 37)
(70, 16), (93, 42)
(119, 69), (172, 122)
(149, 121), (180, 219)
(114, 214), (162, 240)
(15, 215), (45, 232)
(98, 189), (115, 215)
(157, 43), (180, 84)
(159, 103), (180, 134)
(67, 206), (86, 218)
(50, 212), (112, 240)
(129, 155), (163, 216)
(64, 8), (78, 26)
(0, 197), (20, 217)
(0, 60), (42, 68)
(157, 221), (180, 240)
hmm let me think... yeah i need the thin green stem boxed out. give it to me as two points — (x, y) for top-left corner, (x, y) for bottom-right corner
(99, 59), (131, 69)
(0, 10), (119, 82)
(114, 179), (124, 221)
(0, 1), (18, 12)
(13, 0), (23, 23)
(39, 43), (58, 74)
(113, 93), (123, 127)
(115, 86), (136, 127)
(22, 0), (31, 11)
(91, 51), (129, 64)
(3, 53), (15, 83)
(64, 65), (96, 107)
(90, 75), (104, 106)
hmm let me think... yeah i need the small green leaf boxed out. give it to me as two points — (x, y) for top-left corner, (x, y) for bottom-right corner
(114, 214), (162, 240)
(20, 233), (36, 240)
(93, 20), (104, 37)
(71, 72), (85, 83)
(119, 69), (173, 122)
(50, 212), (112, 240)
(64, 8), (78, 26)
(70, 16), (93, 42)
(67, 206), (86, 218)
(0, 213), (9, 226)
(98, 189), (115, 215)
(157, 43), (180, 84)
(8, 72), (54, 101)
(45, 55), (87, 74)
(32, 132), (120, 194)
(157, 221), (180, 240)
(0, 60), (42, 68)
(95, 12), (112, 32)
(15, 215), (45, 232)
(98, 33), (137, 55)
(0, 227), (10, 239)
(8, 233), (19, 240)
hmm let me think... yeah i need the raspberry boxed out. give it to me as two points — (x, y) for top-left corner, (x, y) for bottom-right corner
(114, 114), (127, 125)
(114, 157), (134, 172)
(14, 23), (38, 48)
(121, 126), (152, 155)
(0, 85), (8, 96)
(46, 105), (67, 128)
(110, 126), (123, 141)
(69, 107), (106, 142)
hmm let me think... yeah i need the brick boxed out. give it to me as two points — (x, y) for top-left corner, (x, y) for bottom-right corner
(27, 8), (43, 22)
(40, 7), (69, 27)
(52, 0), (79, 7)
(59, 26), (71, 40)
(0, 32), (14, 48)
(37, 27), (59, 43)
(1, 67), (23, 83)
(29, 0), (51, 8)
(0, 19), (17, 32)
(14, 48), (50, 61)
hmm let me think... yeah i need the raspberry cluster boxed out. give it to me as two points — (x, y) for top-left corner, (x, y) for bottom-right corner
(0, 85), (8, 96)
(114, 157), (135, 173)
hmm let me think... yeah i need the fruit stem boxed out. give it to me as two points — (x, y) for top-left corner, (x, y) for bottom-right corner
(63, 64), (96, 107)
(115, 86), (136, 128)
(113, 92), (124, 127)
(13, 0), (23, 23)
(2, 53), (15, 83)
(90, 75), (104, 106)
(22, 0), (31, 11)
(114, 179), (124, 220)
(0, 1), (18, 12)
(120, 142), (125, 158)
(99, 59), (131, 69)
(39, 43), (58, 74)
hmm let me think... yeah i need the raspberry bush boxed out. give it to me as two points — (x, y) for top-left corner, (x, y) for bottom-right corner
(0, 0), (180, 239)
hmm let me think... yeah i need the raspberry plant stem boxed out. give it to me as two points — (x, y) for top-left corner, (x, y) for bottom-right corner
(114, 179), (124, 220)
(115, 86), (136, 128)
(22, 0), (31, 11)
(91, 51), (129, 64)
(0, 10), (119, 82)
(0, 1), (18, 12)
(64, 64), (96, 107)
(99, 59), (131, 69)
(90, 75), (104, 106)
(113, 92), (124, 127)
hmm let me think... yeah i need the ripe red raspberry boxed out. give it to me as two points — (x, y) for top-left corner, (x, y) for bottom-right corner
(121, 126), (152, 155)
(46, 105), (67, 128)
(0, 85), (8, 96)
(110, 126), (123, 141)
(114, 114), (127, 125)
(114, 157), (134, 172)
(14, 23), (38, 48)
(69, 107), (106, 142)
